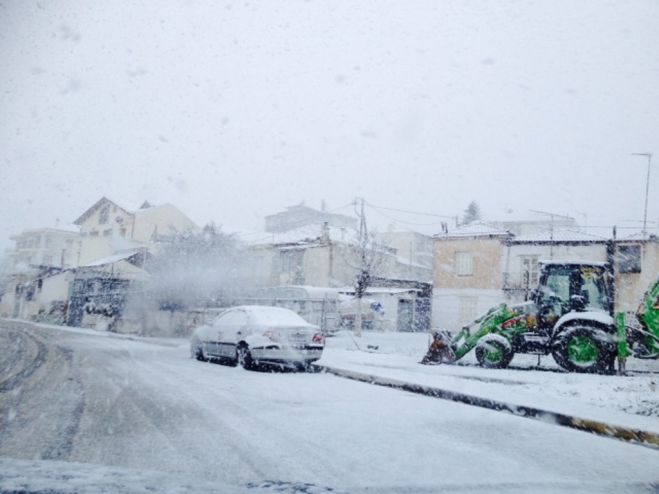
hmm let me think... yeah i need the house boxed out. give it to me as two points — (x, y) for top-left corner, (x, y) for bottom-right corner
(242, 224), (363, 288)
(7, 227), (80, 271)
(74, 197), (198, 265)
(66, 249), (150, 329)
(0, 197), (198, 328)
(375, 229), (434, 281)
(265, 203), (356, 233)
(432, 221), (659, 331)
(0, 266), (73, 322)
(431, 223), (512, 331)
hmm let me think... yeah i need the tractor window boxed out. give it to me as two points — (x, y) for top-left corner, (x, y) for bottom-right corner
(541, 271), (570, 305)
(579, 268), (609, 312)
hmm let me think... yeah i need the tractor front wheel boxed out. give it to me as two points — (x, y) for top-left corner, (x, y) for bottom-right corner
(475, 335), (513, 369)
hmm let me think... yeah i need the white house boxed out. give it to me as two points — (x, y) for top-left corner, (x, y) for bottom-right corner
(8, 227), (80, 271)
(74, 197), (198, 265)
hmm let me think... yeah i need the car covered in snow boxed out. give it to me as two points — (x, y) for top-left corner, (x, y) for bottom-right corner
(190, 305), (325, 370)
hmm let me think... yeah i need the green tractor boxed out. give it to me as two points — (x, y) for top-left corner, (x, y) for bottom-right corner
(425, 262), (659, 373)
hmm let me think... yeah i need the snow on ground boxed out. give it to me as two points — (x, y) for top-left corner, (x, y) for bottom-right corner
(2, 320), (659, 493)
(319, 331), (659, 433)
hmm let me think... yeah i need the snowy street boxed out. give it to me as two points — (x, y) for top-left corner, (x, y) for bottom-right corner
(1, 321), (659, 493)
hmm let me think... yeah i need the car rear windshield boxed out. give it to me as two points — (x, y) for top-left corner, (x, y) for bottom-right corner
(248, 308), (310, 326)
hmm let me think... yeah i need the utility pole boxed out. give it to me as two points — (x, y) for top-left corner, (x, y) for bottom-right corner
(354, 197), (367, 337)
(632, 153), (653, 236)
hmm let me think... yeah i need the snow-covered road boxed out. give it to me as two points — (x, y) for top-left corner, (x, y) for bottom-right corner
(1, 321), (658, 493)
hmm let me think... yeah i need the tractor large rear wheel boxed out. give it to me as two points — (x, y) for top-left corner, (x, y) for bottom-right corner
(552, 325), (615, 373)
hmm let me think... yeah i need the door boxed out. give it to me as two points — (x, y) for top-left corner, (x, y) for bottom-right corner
(210, 309), (248, 357)
(397, 299), (414, 332)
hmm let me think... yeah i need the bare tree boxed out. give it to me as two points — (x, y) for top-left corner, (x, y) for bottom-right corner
(344, 199), (389, 336)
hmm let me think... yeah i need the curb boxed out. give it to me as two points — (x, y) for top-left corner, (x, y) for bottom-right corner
(315, 364), (659, 451)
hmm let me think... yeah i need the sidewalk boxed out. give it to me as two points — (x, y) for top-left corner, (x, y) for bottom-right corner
(318, 331), (659, 435)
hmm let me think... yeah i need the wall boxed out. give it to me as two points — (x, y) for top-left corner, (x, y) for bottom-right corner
(9, 229), (79, 269)
(616, 241), (659, 312)
(432, 236), (507, 329)
(132, 204), (197, 242)
(433, 237), (506, 290)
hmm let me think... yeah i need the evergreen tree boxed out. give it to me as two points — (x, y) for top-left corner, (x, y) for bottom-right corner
(462, 201), (482, 225)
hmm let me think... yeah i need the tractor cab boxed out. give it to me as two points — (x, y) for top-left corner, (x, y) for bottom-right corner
(533, 262), (613, 333)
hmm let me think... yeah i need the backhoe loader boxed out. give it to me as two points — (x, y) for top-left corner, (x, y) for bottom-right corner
(422, 261), (659, 373)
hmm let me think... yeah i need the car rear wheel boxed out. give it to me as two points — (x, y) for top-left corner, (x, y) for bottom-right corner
(236, 344), (255, 370)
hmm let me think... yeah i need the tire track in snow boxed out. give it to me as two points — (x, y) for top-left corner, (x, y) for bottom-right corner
(0, 324), (86, 461)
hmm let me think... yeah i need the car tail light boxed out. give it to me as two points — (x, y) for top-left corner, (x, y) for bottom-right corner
(312, 333), (325, 345)
(263, 330), (280, 342)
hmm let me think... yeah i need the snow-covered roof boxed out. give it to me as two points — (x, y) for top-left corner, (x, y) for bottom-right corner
(615, 230), (659, 242)
(512, 228), (608, 243)
(10, 226), (80, 238)
(491, 208), (576, 224)
(395, 255), (431, 270)
(73, 196), (133, 225)
(83, 249), (145, 267)
(246, 225), (358, 247)
(434, 222), (511, 239)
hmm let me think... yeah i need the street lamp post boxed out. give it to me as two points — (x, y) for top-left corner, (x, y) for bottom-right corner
(632, 152), (653, 236)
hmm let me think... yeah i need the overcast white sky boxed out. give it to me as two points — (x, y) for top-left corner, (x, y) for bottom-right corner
(1, 0), (658, 249)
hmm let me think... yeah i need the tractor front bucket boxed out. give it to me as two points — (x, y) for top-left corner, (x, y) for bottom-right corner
(420, 330), (456, 364)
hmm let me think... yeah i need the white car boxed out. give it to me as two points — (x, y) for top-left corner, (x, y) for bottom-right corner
(190, 305), (325, 370)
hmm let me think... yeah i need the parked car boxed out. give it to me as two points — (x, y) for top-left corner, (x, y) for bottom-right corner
(190, 305), (325, 370)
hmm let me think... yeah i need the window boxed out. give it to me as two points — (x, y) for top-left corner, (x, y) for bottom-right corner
(520, 256), (539, 286)
(459, 296), (478, 323)
(455, 252), (473, 276)
(99, 206), (109, 224)
(617, 245), (641, 273)
(280, 249), (305, 284)
(214, 310), (247, 327)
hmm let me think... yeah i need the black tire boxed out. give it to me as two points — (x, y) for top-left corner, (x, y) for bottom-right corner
(191, 339), (206, 361)
(475, 337), (513, 369)
(236, 344), (255, 370)
(552, 325), (616, 374)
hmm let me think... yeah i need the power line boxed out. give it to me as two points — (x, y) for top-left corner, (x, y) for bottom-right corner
(363, 201), (455, 219)
(365, 204), (444, 227)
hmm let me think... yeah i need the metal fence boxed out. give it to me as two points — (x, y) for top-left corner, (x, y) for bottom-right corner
(223, 296), (341, 335)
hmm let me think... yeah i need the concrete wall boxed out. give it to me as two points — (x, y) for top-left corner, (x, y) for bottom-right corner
(616, 241), (659, 312)
(433, 236), (506, 290)
(432, 288), (506, 330)
(432, 236), (507, 329)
